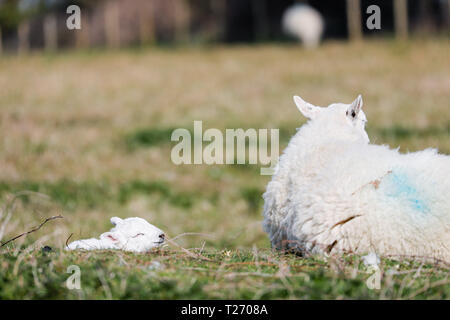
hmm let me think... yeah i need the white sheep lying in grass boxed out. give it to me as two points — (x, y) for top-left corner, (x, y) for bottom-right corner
(66, 217), (165, 253)
(281, 4), (324, 48)
(263, 95), (450, 262)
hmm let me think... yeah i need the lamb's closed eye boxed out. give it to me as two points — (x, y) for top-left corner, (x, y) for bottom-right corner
(132, 233), (145, 238)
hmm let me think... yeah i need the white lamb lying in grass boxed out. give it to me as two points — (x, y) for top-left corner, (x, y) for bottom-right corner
(66, 217), (165, 253)
(263, 95), (450, 262)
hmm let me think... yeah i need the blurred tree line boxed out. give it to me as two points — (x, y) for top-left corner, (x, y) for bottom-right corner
(0, 0), (448, 53)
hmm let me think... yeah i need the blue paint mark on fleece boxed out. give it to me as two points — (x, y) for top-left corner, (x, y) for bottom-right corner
(383, 171), (429, 213)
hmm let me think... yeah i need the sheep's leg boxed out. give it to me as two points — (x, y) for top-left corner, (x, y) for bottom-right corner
(66, 238), (115, 251)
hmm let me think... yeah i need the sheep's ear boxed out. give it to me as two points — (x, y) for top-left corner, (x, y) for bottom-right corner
(347, 94), (363, 120)
(100, 231), (126, 246)
(110, 217), (123, 226)
(101, 232), (120, 242)
(293, 96), (320, 119)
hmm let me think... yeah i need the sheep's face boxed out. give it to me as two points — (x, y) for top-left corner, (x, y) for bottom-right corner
(101, 217), (166, 252)
(294, 94), (369, 144)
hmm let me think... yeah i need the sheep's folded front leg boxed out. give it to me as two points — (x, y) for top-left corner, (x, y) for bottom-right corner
(66, 238), (117, 251)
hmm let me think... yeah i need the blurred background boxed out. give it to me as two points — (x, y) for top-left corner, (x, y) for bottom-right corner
(0, 0), (449, 51)
(0, 0), (449, 251)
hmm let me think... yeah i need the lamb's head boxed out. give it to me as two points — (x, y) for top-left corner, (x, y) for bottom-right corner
(294, 94), (369, 144)
(101, 217), (166, 252)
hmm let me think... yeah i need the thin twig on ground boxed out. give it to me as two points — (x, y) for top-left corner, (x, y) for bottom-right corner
(65, 233), (74, 248)
(0, 215), (64, 248)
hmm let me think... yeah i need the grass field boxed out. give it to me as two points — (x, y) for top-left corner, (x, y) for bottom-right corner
(0, 39), (449, 299)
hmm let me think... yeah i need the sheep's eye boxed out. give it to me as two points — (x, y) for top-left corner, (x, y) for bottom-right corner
(347, 110), (356, 118)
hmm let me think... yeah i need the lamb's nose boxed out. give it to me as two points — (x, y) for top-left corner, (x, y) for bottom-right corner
(159, 233), (165, 241)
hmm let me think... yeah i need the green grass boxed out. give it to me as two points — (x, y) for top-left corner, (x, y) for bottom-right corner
(124, 127), (183, 150)
(0, 179), (201, 210)
(241, 187), (265, 214)
(0, 39), (449, 299)
(373, 125), (450, 140)
(0, 246), (448, 299)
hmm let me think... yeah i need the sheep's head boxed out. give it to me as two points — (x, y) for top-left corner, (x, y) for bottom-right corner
(101, 217), (166, 252)
(294, 94), (369, 144)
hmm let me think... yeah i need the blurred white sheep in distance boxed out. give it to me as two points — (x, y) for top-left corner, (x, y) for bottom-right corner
(282, 4), (324, 48)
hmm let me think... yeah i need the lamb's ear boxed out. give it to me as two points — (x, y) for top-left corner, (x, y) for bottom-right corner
(293, 96), (320, 119)
(100, 231), (123, 245)
(347, 95), (363, 119)
(101, 232), (119, 242)
(110, 217), (123, 226)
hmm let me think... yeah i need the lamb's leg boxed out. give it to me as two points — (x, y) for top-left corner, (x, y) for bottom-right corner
(66, 238), (115, 251)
